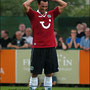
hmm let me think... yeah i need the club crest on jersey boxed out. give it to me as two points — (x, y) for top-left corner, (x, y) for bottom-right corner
(30, 66), (34, 71)
(47, 14), (51, 18)
(40, 19), (51, 29)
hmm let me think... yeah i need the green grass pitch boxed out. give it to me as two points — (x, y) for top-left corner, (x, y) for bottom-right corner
(1, 86), (90, 90)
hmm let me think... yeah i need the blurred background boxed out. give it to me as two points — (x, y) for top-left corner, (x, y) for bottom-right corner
(0, 0), (90, 40)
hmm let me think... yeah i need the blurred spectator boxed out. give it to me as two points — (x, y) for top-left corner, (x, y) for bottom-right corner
(54, 29), (58, 47)
(12, 24), (26, 40)
(57, 37), (67, 50)
(82, 22), (87, 31)
(52, 75), (57, 86)
(66, 30), (80, 49)
(80, 28), (90, 51)
(8, 31), (28, 49)
(0, 38), (2, 49)
(76, 24), (85, 38)
(0, 30), (11, 48)
(23, 28), (33, 48)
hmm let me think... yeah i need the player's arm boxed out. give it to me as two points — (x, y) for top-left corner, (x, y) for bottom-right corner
(52, 0), (67, 12)
(23, 0), (34, 12)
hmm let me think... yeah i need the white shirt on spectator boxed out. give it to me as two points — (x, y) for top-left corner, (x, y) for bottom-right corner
(23, 36), (33, 45)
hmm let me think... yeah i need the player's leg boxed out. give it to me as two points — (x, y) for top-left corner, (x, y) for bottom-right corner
(44, 73), (53, 90)
(44, 47), (59, 90)
(30, 48), (45, 90)
(29, 74), (38, 90)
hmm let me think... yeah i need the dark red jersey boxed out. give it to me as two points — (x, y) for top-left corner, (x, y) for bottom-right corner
(27, 7), (60, 48)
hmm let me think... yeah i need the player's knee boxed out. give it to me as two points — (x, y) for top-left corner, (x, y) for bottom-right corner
(32, 74), (38, 77)
(45, 73), (53, 77)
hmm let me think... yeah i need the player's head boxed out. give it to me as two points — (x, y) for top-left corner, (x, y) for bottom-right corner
(37, 0), (48, 14)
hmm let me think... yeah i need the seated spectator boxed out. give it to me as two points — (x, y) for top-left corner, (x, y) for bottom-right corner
(66, 30), (80, 49)
(23, 28), (33, 48)
(8, 31), (28, 49)
(12, 23), (26, 40)
(80, 28), (90, 51)
(57, 37), (67, 50)
(0, 30), (11, 48)
(76, 23), (85, 39)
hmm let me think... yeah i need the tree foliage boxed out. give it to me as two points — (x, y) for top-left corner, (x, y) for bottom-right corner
(0, 0), (89, 17)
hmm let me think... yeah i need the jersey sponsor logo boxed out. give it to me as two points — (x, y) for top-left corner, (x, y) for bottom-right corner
(40, 19), (51, 29)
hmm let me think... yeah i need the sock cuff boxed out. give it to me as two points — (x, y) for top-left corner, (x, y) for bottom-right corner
(44, 76), (52, 87)
(29, 77), (38, 87)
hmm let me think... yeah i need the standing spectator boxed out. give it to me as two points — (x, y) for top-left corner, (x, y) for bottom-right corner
(12, 24), (26, 40)
(8, 31), (28, 49)
(19, 23), (26, 36)
(57, 37), (67, 49)
(76, 24), (85, 39)
(80, 28), (90, 51)
(66, 30), (80, 49)
(0, 30), (11, 48)
(23, 28), (33, 48)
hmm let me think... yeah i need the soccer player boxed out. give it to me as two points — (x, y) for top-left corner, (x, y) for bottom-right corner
(23, 0), (67, 90)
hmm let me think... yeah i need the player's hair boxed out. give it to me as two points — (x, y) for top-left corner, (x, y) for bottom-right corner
(37, 0), (48, 4)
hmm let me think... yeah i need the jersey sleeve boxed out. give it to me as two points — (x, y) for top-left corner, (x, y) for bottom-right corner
(26, 8), (35, 20)
(52, 7), (61, 19)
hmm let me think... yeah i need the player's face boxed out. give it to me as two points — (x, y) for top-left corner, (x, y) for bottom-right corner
(38, 1), (48, 14)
